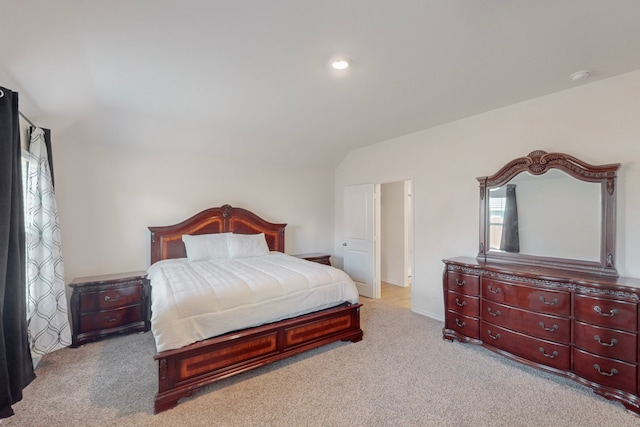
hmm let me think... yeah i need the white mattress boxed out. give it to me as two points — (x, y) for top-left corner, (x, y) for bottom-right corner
(147, 252), (359, 352)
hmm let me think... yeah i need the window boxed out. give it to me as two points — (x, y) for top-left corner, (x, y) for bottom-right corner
(21, 150), (31, 306)
(488, 193), (505, 250)
(21, 150), (30, 207)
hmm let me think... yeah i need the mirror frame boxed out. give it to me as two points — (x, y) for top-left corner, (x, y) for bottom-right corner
(477, 150), (620, 276)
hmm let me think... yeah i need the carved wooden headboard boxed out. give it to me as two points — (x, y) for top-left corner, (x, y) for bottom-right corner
(148, 204), (286, 264)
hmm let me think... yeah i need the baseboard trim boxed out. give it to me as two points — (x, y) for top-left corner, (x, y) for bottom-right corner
(411, 307), (444, 323)
(381, 279), (408, 287)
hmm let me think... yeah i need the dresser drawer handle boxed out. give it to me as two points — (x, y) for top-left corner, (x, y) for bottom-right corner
(539, 322), (559, 332)
(487, 286), (501, 294)
(539, 296), (559, 306)
(455, 298), (466, 307)
(593, 364), (618, 377)
(105, 314), (121, 323)
(593, 306), (618, 317)
(455, 278), (466, 287)
(455, 318), (466, 328)
(594, 335), (618, 347)
(104, 294), (121, 303)
(538, 347), (559, 359)
(487, 307), (501, 317)
(487, 330), (501, 340)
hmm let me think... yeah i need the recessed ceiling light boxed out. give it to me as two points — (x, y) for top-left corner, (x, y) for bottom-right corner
(570, 70), (591, 82)
(330, 57), (350, 70)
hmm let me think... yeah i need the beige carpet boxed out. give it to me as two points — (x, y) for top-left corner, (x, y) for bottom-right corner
(4, 299), (640, 427)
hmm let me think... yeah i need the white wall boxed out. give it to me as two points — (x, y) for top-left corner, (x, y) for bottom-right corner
(380, 181), (405, 285)
(335, 70), (640, 320)
(53, 118), (336, 281)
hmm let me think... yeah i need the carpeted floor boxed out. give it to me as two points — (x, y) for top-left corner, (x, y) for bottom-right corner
(4, 299), (640, 426)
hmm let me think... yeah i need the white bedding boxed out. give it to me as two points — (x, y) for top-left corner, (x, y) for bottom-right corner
(148, 252), (359, 352)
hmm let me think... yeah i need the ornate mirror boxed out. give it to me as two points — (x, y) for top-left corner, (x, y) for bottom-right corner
(477, 150), (620, 276)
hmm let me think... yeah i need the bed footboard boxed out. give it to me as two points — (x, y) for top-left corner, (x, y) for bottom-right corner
(154, 302), (363, 413)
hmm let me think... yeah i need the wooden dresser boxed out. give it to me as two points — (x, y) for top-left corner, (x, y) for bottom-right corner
(69, 271), (151, 347)
(443, 257), (640, 414)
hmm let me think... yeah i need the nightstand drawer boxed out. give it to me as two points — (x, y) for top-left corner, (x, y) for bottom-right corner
(80, 285), (141, 311)
(80, 306), (142, 332)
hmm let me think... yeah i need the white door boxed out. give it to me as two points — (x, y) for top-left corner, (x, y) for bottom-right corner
(343, 184), (379, 298)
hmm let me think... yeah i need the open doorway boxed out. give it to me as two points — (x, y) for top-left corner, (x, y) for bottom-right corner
(380, 180), (412, 309)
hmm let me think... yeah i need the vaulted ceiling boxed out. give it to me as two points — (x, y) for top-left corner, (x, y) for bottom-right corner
(2, 1), (640, 167)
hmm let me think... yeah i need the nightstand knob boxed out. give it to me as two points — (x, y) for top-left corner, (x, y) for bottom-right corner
(105, 294), (121, 303)
(105, 314), (121, 323)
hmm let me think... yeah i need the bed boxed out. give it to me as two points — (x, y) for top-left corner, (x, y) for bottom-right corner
(148, 205), (363, 413)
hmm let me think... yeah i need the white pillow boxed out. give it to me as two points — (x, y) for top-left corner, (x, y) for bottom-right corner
(227, 233), (269, 258)
(182, 233), (229, 261)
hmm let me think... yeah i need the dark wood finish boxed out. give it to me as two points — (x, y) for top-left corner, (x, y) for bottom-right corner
(574, 294), (637, 332)
(446, 271), (480, 295)
(443, 257), (640, 416)
(154, 302), (362, 413)
(482, 278), (570, 316)
(574, 321), (637, 362)
(446, 291), (479, 318)
(149, 205), (363, 414)
(477, 150), (620, 276)
(481, 321), (571, 371)
(573, 348), (637, 395)
(69, 271), (150, 347)
(445, 310), (480, 340)
(148, 204), (286, 264)
(482, 300), (571, 343)
(294, 253), (332, 266)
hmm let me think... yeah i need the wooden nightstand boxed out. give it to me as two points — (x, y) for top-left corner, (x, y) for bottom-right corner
(69, 271), (151, 347)
(294, 253), (332, 266)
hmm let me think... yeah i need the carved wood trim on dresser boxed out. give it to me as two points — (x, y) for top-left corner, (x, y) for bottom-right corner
(443, 257), (640, 416)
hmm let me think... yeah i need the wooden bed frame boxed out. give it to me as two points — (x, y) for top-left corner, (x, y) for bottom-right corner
(148, 205), (363, 413)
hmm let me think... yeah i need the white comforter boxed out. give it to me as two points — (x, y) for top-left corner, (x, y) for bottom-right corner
(148, 252), (359, 352)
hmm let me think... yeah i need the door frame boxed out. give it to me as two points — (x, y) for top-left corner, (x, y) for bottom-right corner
(344, 178), (414, 306)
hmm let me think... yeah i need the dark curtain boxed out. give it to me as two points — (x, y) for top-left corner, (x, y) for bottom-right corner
(0, 87), (36, 419)
(500, 184), (520, 253)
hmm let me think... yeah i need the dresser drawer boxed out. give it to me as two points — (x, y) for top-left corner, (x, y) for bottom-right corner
(446, 272), (480, 296)
(481, 321), (570, 370)
(482, 278), (570, 316)
(482, 300), (570, 344)
(446, 310), (480, 339)
(574, 295), (637, 332)
(574, 321), (637, 363)
(573, 348), (637, 395)
(446, 291), (480, 317)
(80, 306), (142, 332)
(80, 285), (142, 311)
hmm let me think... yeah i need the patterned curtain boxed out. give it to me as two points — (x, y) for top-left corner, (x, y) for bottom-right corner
(26, 127), (71, 366)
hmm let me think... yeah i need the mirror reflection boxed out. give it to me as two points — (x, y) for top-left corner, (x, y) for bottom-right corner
(487, 169), (601, 262)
